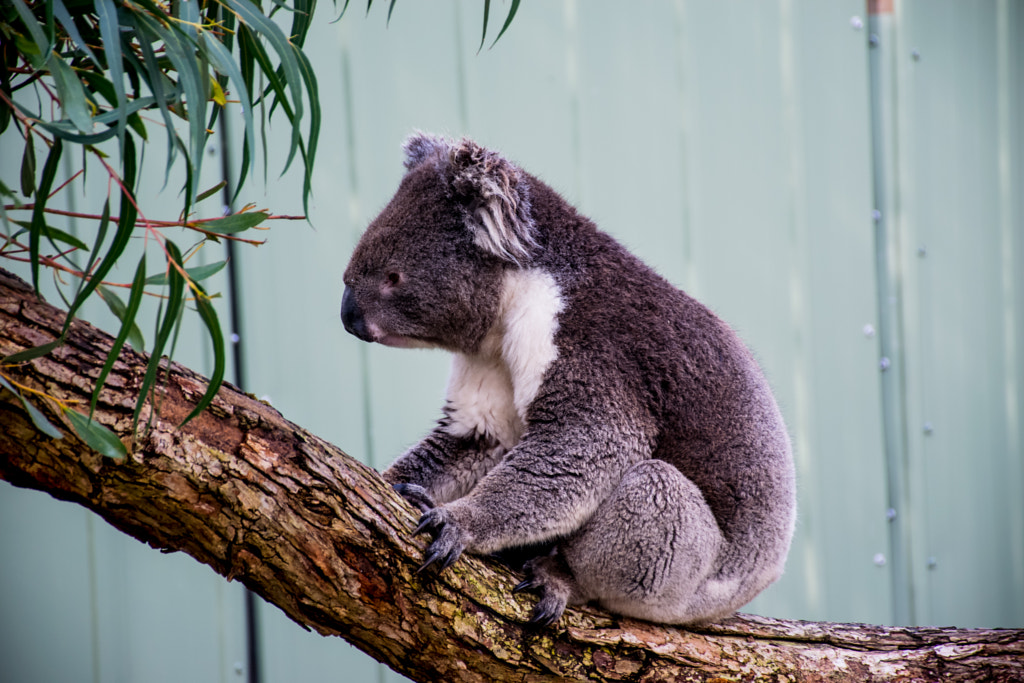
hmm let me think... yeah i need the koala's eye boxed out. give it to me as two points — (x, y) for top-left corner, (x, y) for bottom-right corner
(386, 272), (402, 287)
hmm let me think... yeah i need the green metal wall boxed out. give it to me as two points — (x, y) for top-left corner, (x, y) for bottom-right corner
(1, 2), (1022, 681)
(889, 0), (1024, 628)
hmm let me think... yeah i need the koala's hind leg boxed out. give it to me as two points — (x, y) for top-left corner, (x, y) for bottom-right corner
(563, 459), (728, 625)
(513, 550), (578, 627)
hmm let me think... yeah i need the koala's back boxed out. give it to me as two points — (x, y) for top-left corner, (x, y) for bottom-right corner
(528, 179), (796, 588)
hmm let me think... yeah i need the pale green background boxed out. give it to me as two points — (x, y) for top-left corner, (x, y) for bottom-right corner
(1, 2), (1022, 682)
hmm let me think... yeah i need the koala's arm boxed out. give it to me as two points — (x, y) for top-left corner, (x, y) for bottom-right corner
(415, 394), (652, 565)
(382, 416), (506, 508)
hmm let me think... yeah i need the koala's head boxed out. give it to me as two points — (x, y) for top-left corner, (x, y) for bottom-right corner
(341, 133), (537, 354)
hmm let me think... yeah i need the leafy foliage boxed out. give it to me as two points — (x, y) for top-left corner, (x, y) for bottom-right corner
(0, 0), (318, 447)
(0, 0), (520, 452)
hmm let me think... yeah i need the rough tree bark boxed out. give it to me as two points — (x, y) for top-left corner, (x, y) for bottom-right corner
(0, 266), (1021, 683)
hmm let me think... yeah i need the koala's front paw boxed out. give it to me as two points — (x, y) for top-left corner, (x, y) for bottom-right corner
(392, 483), (436, 513)
(413, 507), (468, 573)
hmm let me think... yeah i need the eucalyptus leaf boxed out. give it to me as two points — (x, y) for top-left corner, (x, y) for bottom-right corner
(124, 14), (180, 181)
(92, 256), (147, 417)
(20, 135), (35, 197)
(182, 283), (225, 424)
(490, 0), (521, 48)
(293, 45), (320, 217)
(80, 199), (111, 296)
(288, 0), (316, 47)
(61, 136), (137, 339)
(98, 284), (147, 351)
(47, 56), (94, 133)
(199, 211), (268, 235)
(175, 0), (200, 42)
(238, 27), (288, 181)
(137, 9), (207, 211)
(225, 0), (304, 174)
(93, 0), (128, 149)
(145, 259), (227, 286)
(10, 0), (52, 70)
(30, 139), (64, 293)
(52, 0), (102, 68)
(2, 339), (63, 365)
(0, 375), (64, 439)
(198, 30), (256, 194)
(13, 34), (42, 63)
(63, 408), (127, 459)
(133, 241), (186, 430)
(479, 0), (491, 52)
(196, 181), (228, 204)
(12, 97), (156, 145)
(10, 220), (89, 251)
(0, 200), (10, 238)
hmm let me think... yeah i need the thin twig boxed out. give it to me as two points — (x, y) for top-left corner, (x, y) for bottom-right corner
(2, 205), (301, 245)
(0, 369), (79, 410)
(47, 170), (85, 200)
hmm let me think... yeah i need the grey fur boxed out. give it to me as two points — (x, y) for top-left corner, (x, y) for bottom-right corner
(341, 133), (797, 626)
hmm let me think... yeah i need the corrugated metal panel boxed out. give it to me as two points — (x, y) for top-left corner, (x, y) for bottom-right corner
(892, 0), (1024, 627)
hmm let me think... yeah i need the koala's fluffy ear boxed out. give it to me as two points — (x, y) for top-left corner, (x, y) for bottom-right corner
(403, 132), (448, 170)
(402, 132), (537, 265)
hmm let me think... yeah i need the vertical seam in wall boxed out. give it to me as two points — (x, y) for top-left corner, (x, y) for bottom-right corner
(217, 84), (262, 683)
(221, 154), (246, 391)
(867, 1), (915, 626)
(995, 0), (1024, 614)
(885, 0), (914, 627)
(891, 0), (934, 627)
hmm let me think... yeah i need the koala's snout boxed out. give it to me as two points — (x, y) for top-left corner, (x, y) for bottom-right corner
(341, 287), (374, 342)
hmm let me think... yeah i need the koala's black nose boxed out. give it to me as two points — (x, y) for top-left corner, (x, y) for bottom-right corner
(341, 288), (372, 342)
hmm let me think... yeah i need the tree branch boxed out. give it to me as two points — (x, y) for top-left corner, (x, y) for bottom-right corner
(0, 267), (1021, 683)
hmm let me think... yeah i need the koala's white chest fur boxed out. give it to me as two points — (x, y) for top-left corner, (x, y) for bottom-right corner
(444, 269), (564, 449)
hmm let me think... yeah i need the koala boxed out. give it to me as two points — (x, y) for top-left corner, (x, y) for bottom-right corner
(341, 133), (796, 627)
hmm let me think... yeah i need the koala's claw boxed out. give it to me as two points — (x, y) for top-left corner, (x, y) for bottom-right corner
(413, 507), (466, 574)
(392, 483), (436, 514)
(528, 594), (567, 628)
(417, 545), (461, 573)
(512, 578), (540, 595)
(412, 516), (437, 537)
(517, 555), (573, 627)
